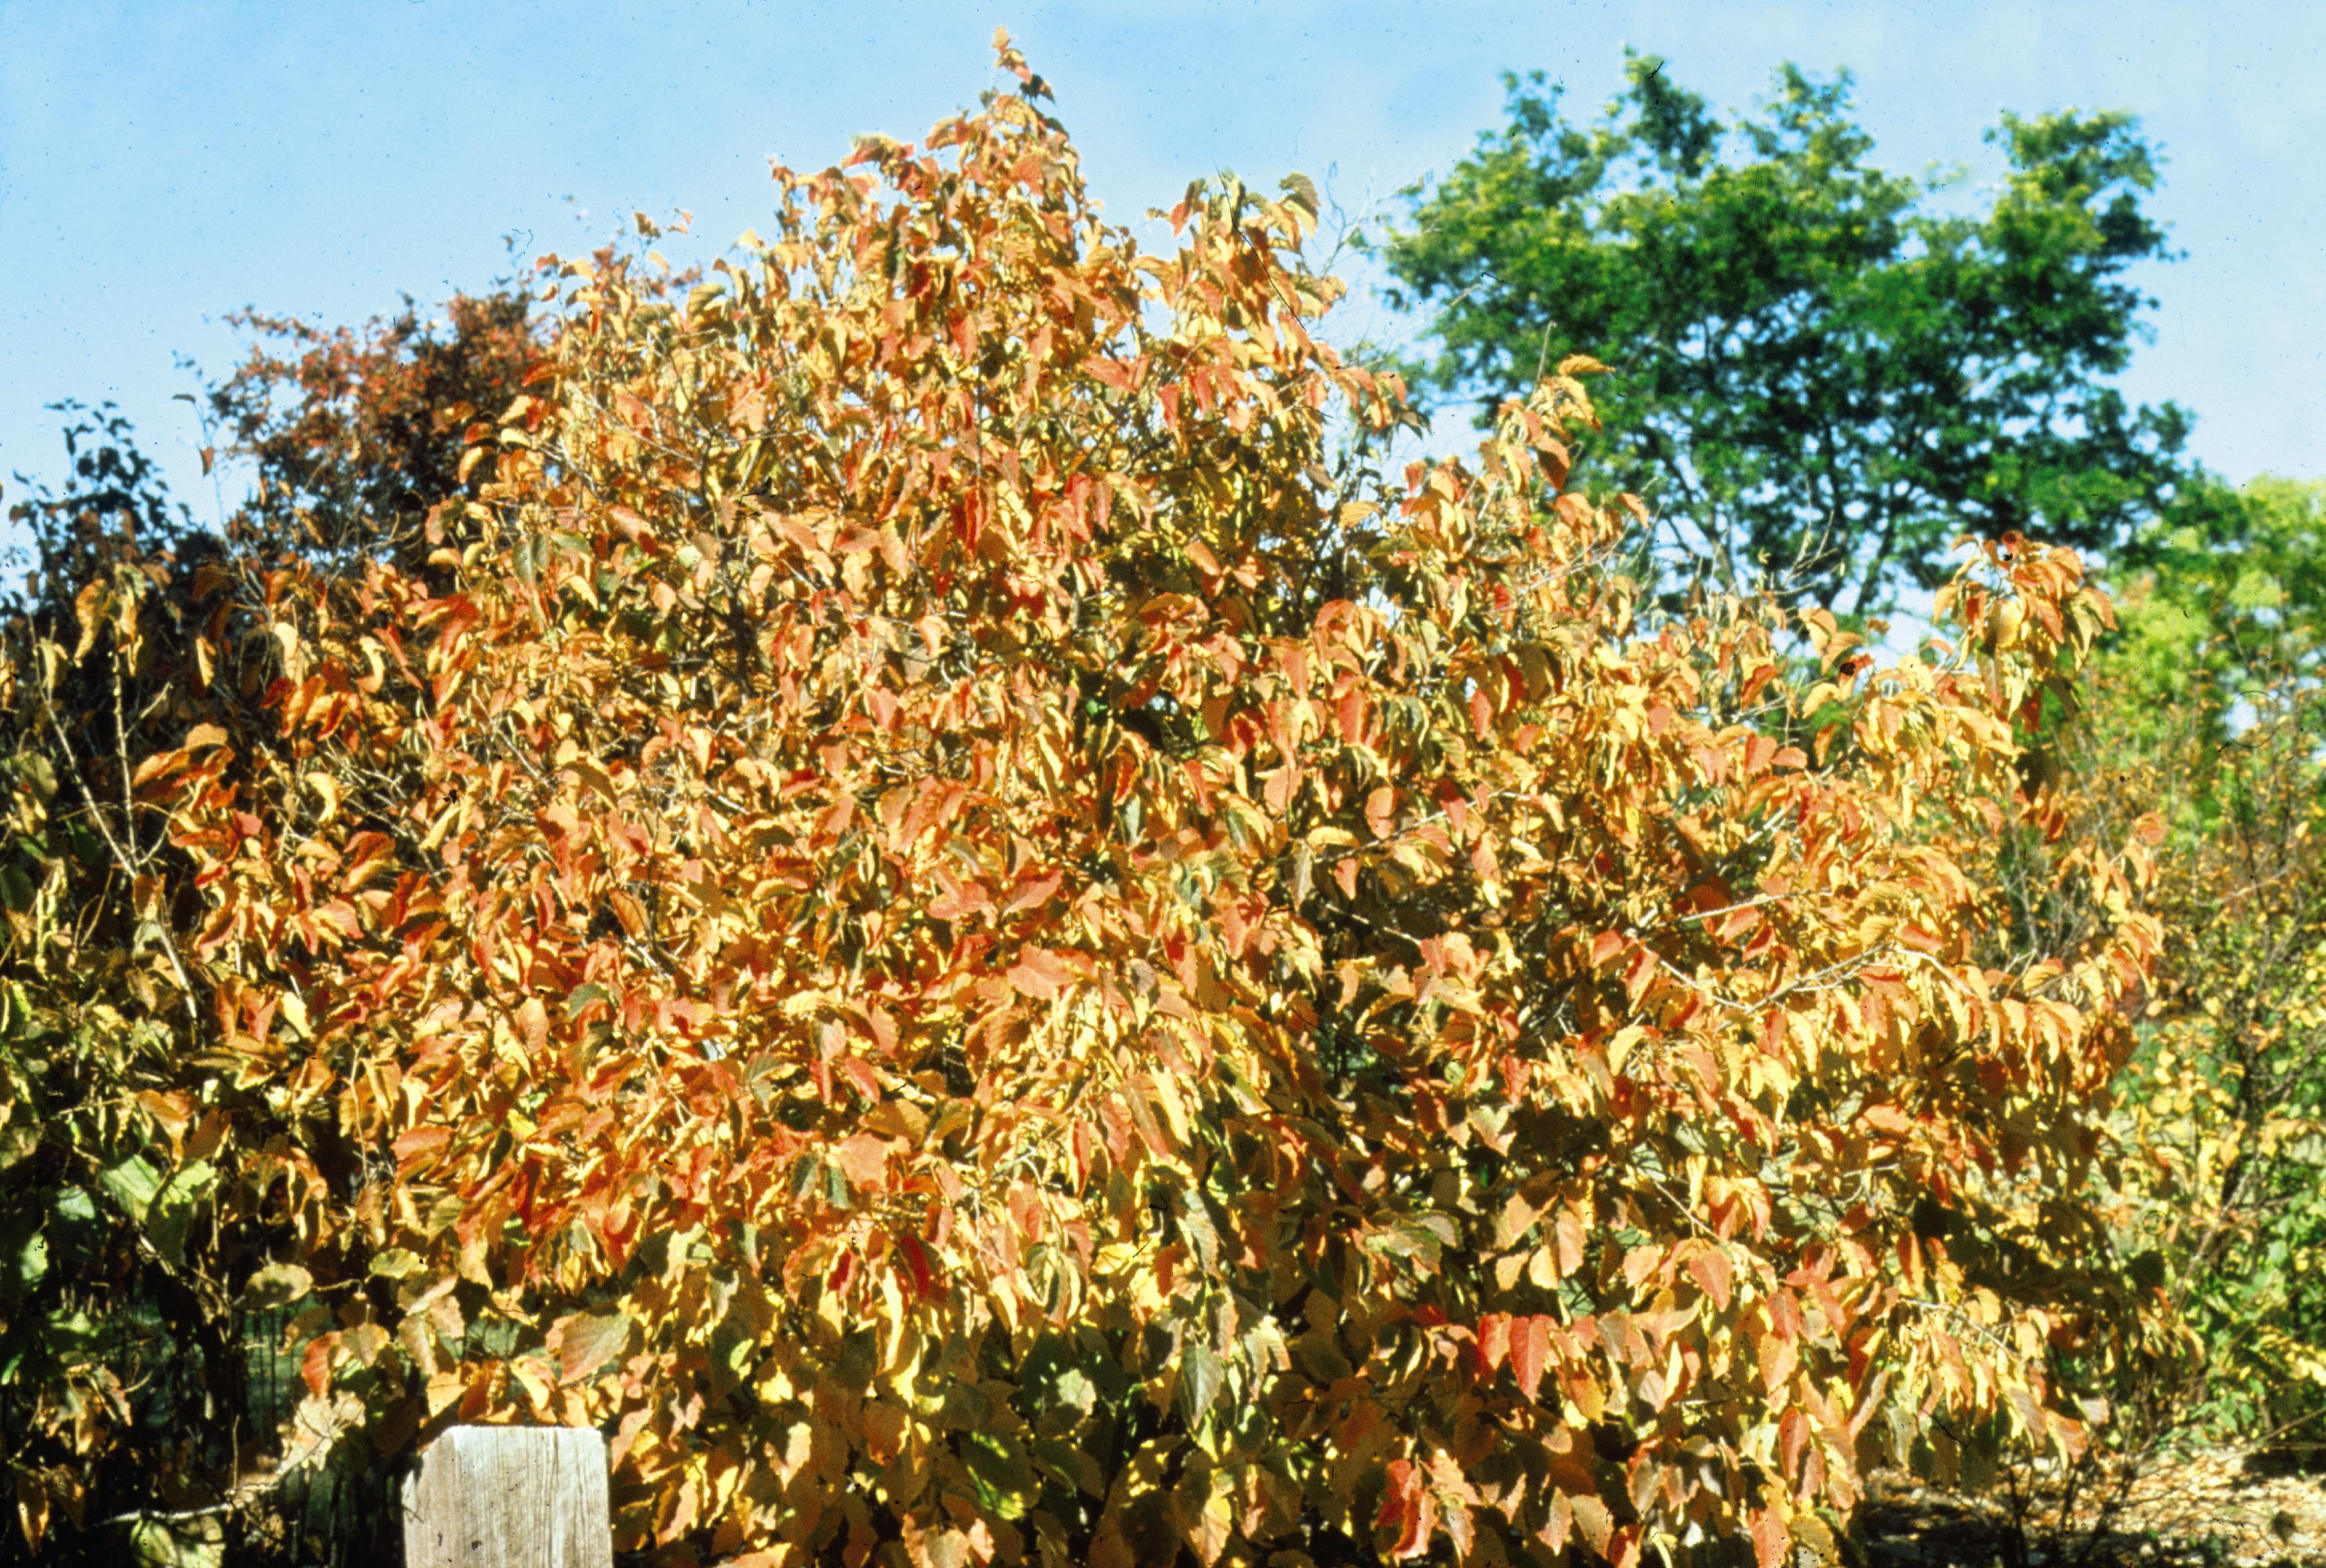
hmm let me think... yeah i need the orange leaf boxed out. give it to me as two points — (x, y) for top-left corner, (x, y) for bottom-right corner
(1476, 1312), (1512, 1374)
(549, 1310), (632, 1383)
(1510, 1315), (1552, 1402)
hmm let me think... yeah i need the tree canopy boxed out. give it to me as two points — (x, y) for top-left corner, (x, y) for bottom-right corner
(2109, 476), (2326, 729)
(1376, 54), (2195, 616)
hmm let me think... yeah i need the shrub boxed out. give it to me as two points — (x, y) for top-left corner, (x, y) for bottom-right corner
(9, 46), (2164, 1566)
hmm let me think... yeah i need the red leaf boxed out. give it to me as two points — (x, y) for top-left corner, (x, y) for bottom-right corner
(1570, 1493), (1613, 1555)
(391, 1125), (451, 1171)
(1780, 1407), (1812, 1483)
(1688, 1243), (1733, 1310)
(1476, 1312), (1512, 1375)
(1510, 1314), (1552, 1402)
(1376, 1459), (1435, 1560)
(1751, 1508), (1788, 1568)
(1760, 1320), (1798, 1393)
(1007, 945), (1074, 999)
(300, 1333), (338, 1399)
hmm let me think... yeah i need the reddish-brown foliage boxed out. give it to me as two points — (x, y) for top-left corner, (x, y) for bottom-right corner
(207, 286), (537, 570)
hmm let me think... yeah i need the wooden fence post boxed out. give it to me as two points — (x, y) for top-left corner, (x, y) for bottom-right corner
(402, 1425), (612, 1568)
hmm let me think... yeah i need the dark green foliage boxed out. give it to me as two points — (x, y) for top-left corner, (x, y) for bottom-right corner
(1377, 54), (2195, 615)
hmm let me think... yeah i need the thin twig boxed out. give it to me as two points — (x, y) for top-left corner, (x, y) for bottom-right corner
(44, 697), (200, 1026)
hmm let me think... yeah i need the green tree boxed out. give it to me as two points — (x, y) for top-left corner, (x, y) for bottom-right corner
(1377, 54), (2196, 615)
(2110, 475), (2326, 731)
(2080, 478), (2326, 1442)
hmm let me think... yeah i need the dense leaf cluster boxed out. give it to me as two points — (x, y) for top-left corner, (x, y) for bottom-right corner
(3, 48), (2170, 1568)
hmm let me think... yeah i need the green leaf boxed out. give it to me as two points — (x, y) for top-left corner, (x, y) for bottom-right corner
(98, 1154), (164, 1224)
(1031, 1435), (1106, 1498)
(1376, 58), (2188, 615)
(0, 1112), (36, 1174)
(18, 755), (56, 802)
(4, 1229), (48, 1300)
(1363, 1214), (1453, 1271)
(41, 1308), (97, 1353)
(1177, 1341), (1225, 1428)
(146, 1159), (216, 1267)
(369, 1247), (424, 1279)
(1052, 1365), (1098, 1416)
(960, 1430), (1036, 1520)
(129, 1513), (223, 1568)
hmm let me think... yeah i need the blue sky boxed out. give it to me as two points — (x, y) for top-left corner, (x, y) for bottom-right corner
(3, 0), (2321, 529)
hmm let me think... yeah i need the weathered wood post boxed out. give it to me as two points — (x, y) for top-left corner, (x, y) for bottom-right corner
(402, 1425), (612, 1568)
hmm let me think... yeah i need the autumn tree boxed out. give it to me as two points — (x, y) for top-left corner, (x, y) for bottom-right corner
(206, 286), (538, 572)
(7, 44), (2166, 1566)
(1, 284), (540, 1565)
